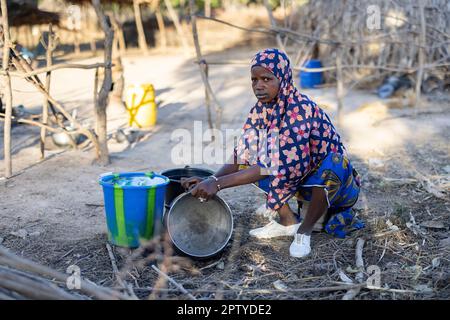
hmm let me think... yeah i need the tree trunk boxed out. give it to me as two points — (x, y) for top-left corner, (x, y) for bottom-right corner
(415, 1), (426, 116)
(133, 0), (148, 54)
(117, 23), (126, 55)
(110, 15), (126, 57)
(164, 0), (190, 51)
(155, 7), (167, 49)
(204, 0), (211, 18)
(92, 0), (113, 165)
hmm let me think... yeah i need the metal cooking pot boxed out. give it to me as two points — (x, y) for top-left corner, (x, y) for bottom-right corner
(51, 127), (81, 147)
(165, 193), (233, 259)
(160, 166), (214, 207)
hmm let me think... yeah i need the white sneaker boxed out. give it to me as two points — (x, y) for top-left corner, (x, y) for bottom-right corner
(255, 204), (278, 220)
(249, 220), (300, 239)
(289, 233), (311, 258)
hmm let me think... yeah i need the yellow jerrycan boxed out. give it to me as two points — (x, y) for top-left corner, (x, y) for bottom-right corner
(124, 84), (157, 128)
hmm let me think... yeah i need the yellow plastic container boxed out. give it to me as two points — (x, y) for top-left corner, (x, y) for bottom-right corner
(125, 84), (157, 128)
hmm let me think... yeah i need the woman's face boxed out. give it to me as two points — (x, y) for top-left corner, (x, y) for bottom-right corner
(251, 66), (280, 103)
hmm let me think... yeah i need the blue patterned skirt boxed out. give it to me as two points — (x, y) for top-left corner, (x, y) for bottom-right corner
(251, 152), (365, 238)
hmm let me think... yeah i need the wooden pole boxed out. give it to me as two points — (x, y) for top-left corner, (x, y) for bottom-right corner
(40, 24), (57, 159)
(92, 0), (113, 165)
(164, 0), (190, 51)
(110, 14), (126, 57)
(415, 1), (426, 116)
(94, 67), (99, 113)
(2, 62), (110, 78)
(201, 62), (213, 131)
(133, 0), (148, 54)
(1, 0), (13, 178)
(155, 6), (167, 50)
(117, 22), (126, 56)
(336, 48), (344, 126)
(263, 0), (285, 51)
(189, 0), (223, 130)
(74, 31), (81, 55)
(83, 4), (97, 55)
(204, 0), (211, 18)
(90, 39), (97, 55)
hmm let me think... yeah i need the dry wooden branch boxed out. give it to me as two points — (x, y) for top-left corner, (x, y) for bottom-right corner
(155, 6), (167, 50)
(189, 0), (223, 130)
(263, 0), (285, 50)
(201, 62), (214, 132)
(1, 0), (13, 178)
(40, 24), (57, 159)
(164, 0), (190, 51)
(415, 1), (426, 116)
(0, 63), (110, 78)
(122, 282), (365, 295)
(92, 0), (113, 165)
(0, 245), (129, 300)
(151, 264), (196, 300)
(194, 14), (336, 44)
(193, 58), (446, 74)
(221, 282), (364, 294)
(109, 14), (126, 56)
(412, 169), (447, 200)
(8, 51), (91, 151)
(0, 266), (81, 300)
(133, 0), (148, 54)
(195, 14), (426, 47)
(105, 243), (138, 299)
(7, 54), (100, 154)
(0, 113), (81, 136)
(335, 48), (344, 125)
(342, 238), (365, 300)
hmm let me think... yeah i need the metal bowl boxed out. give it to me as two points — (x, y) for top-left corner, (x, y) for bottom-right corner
(166, 193), (233, 259)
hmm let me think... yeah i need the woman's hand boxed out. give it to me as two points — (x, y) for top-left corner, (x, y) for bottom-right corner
(180, 176), (203, 190)
(190, 178), (218, 201)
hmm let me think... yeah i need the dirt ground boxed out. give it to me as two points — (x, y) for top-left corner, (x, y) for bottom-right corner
(1, 16), (449, 299)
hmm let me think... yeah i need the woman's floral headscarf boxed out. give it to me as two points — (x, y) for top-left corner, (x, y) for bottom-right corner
(236, 48), (346, 211)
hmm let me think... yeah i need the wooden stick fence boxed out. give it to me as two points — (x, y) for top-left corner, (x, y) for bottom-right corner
(0, 0), (114, 177)
(188, 1), (448, 129)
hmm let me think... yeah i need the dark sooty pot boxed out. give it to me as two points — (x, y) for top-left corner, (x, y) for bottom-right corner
(160, 166), (214, 207)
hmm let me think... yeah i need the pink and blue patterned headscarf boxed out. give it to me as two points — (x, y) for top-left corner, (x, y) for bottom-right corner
(236, 48), (346, 211)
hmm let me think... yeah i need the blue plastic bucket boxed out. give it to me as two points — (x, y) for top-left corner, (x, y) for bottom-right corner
(98, 172), (169, 248)
(300, 59), (324, 88)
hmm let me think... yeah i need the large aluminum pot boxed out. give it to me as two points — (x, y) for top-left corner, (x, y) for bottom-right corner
(165, 193), (233, 259)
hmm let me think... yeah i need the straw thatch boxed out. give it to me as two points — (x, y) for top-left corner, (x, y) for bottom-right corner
(4, 1), (60, 27)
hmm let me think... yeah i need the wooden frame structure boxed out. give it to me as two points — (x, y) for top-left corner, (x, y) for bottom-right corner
(1, 0), (114, 177)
